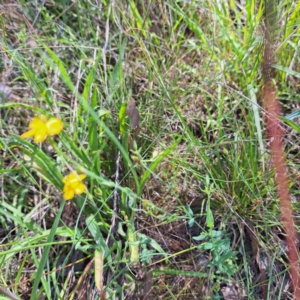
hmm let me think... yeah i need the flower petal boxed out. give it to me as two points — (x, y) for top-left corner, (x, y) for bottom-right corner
(33, 127), (48, 143)
(29, 116), (46, 129)
(78, 174), (87, 180)
(63, 183), (70, 192)
(68, 178), (80, 188)
(62, 175), (69, 184)
(74, 182), (85, 195)
(63, 188), (75, 200)
(62, 172), (87, 200)
(20, 129), (36, 139)
(67, 173), (86, 187)
(46, 118), (63, 135)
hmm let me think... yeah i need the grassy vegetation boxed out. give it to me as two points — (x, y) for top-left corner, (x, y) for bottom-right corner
(0, 0), (300, 299)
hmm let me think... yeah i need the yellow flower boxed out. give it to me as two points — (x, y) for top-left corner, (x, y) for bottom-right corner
(62, 172), (87, 200)
(21, 115), (63, 143)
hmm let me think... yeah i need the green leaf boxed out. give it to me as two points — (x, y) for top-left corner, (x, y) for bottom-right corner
(140, 137), (181, 192)
(206, 206), (214, 229)
(60, 132), (92, 168)
(272, 64), (300, 79)
(211, 230), (224, 238)
(153, 269), (207, 277)
(40, 44), (140, 194)
(41, 44), (75, 95)
(86, 216), (109, 251)
(126, 221), (139, 265)
(118, 101), (128, 136)
(172, 2), (208, 45)
(85, 51), (102, 152)
(248, 84), (265, 171)
(88, 88), (99, 152)
(30, 201), (65, 300)
(282, 117), (300, 134)
(137, 233), (169, 262)
(0, 103), (45, 113)
(5, 136), (63, 190)
(193, 233), (207, 241)
(188, 218), (195, 227)
(202, 242), (213, 250)
(284, 110), (300, 121)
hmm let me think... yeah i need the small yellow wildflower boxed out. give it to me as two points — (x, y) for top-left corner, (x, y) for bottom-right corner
(62, 172), (87, 200)
(21, 115), (63, 143)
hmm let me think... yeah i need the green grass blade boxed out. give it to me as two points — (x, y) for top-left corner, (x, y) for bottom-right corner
(140, 137), (181, 193)
(284, 110), (300, 120)
(272, 64), (300, 79)
(248, 84), (265, 171)
(153, 269), (208, 277)
(30, 201), (65, 300)
(281, 117), (300, 133)
(40, 44), (140, 194)
(4, 136), (63, 190)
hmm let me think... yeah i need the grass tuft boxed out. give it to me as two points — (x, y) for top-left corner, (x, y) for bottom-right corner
(0, 0), (299, 299)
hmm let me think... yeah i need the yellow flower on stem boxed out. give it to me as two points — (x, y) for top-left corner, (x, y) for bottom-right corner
(21, 115), (63, 143)
(63, 172), (87, 200)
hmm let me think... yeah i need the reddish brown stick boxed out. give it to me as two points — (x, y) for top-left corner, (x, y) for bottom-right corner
(263, 83), (300, 297)
(263, 2), (300, 297)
